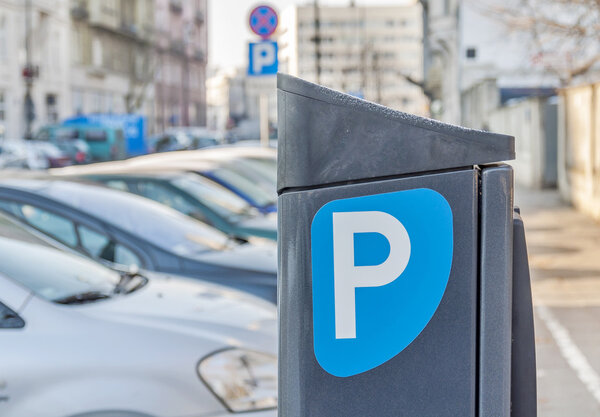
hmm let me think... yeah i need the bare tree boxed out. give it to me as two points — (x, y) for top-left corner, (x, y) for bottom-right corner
(473, 0), (600, 85)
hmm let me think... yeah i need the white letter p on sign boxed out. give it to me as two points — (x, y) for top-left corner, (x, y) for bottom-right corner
(332, 211), (411, 339)
(252, 42), (276, 74)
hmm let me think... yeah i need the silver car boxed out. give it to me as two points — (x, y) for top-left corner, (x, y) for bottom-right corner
(0, 213), (277, 417)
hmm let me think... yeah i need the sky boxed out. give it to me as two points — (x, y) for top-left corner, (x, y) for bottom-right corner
(208, 0), (409, 71)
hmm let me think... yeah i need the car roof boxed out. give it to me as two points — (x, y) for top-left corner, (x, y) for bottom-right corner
(0, 178), (172, 211)
(50, 156), (219, 176)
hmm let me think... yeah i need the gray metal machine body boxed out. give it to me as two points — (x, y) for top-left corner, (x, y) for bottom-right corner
(277, 74), (536, 417)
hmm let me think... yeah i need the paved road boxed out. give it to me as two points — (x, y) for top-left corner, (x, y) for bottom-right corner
(516, 187), (600, 416)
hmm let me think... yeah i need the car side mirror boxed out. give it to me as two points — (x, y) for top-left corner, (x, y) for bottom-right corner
(0, 303), (25, 329)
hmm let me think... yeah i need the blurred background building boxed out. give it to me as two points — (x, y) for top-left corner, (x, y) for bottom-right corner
(154, 0), (208, 131)
(422, 0), (559, 127)
(206, 67), (276, 137)
(0, 0), (72, 139)
(70, 0), (155, 124)
(0, 0), (208, 139)
(279, 3), (428, 115)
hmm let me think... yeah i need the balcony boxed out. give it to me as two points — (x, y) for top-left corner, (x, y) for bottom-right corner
(193, 49), (205, 62)
(120, 22), (138, 36)
(169, 0), (183, 14)
(170, 39), (186, 55)
(195, 11), (205, 25)
(70, 2), (88, 20)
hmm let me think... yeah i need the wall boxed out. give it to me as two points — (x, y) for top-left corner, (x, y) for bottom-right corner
(489, 96), (558, 189)
(559, 83), (600, 221)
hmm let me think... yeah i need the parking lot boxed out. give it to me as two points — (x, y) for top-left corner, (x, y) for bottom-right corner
(517, 187), (600, 416)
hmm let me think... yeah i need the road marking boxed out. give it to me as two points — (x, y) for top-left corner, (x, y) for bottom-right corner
(537, 306), (600, 405)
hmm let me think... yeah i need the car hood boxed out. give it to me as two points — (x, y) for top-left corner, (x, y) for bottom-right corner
(78, 274), (277, 353)
(194, 242), (277, 274)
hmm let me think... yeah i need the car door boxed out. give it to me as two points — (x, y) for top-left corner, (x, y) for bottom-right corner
(0, 199), (151, 270)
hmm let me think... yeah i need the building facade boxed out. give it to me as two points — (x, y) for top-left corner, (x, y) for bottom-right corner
(279, 3), (428, 116)
(70, 0), (156, 127)
(206, 67), (277, 138)
(422, 0), (559, 126)
(154, 0), (207, 131)
(0, 0), (208, 139)
(0, 0), (71, 138)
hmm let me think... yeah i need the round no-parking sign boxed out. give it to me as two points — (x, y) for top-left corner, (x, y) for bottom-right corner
(249, 5), (278, 39)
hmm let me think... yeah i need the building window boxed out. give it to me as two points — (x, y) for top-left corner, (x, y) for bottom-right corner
(46, 94), (58, 123)
(72, 89), (83, 115)
(92, 91), (102, 113)
(0, 92), (6, 122)
(466, 48), (477, 59)
(92, 37), (102, 67)
(0, 14), (6, 63)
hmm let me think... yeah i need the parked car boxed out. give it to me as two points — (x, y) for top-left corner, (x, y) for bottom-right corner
(167, 127), (221, 149)
(0, 140), (49, 170)
(68, 171), (278, 242)
(37, 124), (126, 162)
(147, 128), (221, 153)
(0, 210), (277, 417)
(30, 140), (72, 168)
(0, 178), (278, 302)
(52, 148), (279, 214)
(147, 131), (192, 153)
(134, 145), (277, 189)
(36, 125), (91, 164)
(127, 148), (278, 213)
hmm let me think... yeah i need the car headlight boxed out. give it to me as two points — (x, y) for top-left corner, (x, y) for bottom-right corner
(198, 348), (277, 413)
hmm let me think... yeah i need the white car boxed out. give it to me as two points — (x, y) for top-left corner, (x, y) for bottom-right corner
(0, 139), (49, 170)
(0, 213), (277, 417)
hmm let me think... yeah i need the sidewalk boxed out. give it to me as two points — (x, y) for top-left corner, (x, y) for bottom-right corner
(515, 187), (600, 416)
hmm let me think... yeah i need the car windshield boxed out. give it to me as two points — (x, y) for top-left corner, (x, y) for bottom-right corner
(170, 174), (255, 221)
(243, 157), (277, 185)
(56, 128), (79, 140)
(0, 213), (118, 302)
(207, 167), (276, 208)
(36, 180), (230, 256)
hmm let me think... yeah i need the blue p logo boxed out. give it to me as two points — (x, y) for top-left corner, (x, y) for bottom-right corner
(311, 188), (453, 377)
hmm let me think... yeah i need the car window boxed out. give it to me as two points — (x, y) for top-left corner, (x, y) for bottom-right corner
(0, 200), (23, 219)
(38, 181), (230, 256)
(19, 204), (78, 247)
(0, 210), (50, 246)
(209, 167), (275, 208)
(171, 174), (254, 221)
(243, 157), (277, 185)
(78, 225), (142, 267)
(104, 179), (129, 192)
(37, 129), (50, 140)
(0, 302), (25, 329)
(56, 128), (79, 140)
(115, 245), (141, 266)
(85, 130), (107, 142)
(135, 181), (198, 215)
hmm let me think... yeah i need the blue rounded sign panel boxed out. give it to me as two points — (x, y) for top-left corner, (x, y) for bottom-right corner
(311, 188), (454, 377)
(249, 5), (278, 39)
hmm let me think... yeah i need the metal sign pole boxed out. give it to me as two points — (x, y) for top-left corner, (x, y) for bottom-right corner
(260, 93), (269, 147)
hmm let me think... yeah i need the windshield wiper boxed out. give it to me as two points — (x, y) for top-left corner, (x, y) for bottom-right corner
(54, 291), (111, 305)
(113, 272), (148, 295)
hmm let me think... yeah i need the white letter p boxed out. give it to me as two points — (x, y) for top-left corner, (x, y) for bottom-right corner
(332, 211), (411, 339)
